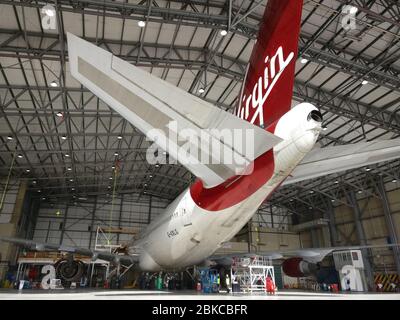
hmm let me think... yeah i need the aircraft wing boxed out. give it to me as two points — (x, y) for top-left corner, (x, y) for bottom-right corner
(211, 243), (400, 264)
(0, 237), (138, 265)
(283, 139), (400, 186)
(67, 33), (282, 188)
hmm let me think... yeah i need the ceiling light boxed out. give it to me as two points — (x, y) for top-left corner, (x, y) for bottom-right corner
(155, 164), (160, 168)
(112, 166), (115, 169)
(309, 206), (313, 210)
(17, 154), (23, 158)
(392, 179), (397, 183)
(50, 80), (58, 87)
(365, 167), (371, 172)
(71, 188), (75, 191)
(42, 197), (46, 200)
(144, 183), (148, 187)
(322, 126), (328, 131)
(114, 152), (119, 156)
(61, 135), (67, 140)
(300, 58), (308, 64)
(220, 30), (228, 36)
(331, 199), (335, 202)
(26, 169), (30, 173)
(361, 80), (369, 85)
(198, 88), (205, 93)
(109, 177), (113, 180)
(69, 179), (73, 182)
(45, 8), (55, 17)
(7, 136), (13, 140)
(56, 112), (63, 117)
(67, 167), (72, 171)
(309, 190), (314, 194)
(149, 175), (153, 178)
(108, 186), (111, 189)
(138, 20), (146, 27)
(38, 190), (41, 193)
(358, 190), (363, 194)
(334, 180), (339, 184)
(33, 181), (37, 184)
(349, 6), (358, 14)
(65, 154), (70, 157)
(117, 135), (122, 140)
(163, 151), (167, 155)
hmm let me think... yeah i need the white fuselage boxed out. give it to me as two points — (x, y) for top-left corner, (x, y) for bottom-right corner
(134, 103), (321, 271)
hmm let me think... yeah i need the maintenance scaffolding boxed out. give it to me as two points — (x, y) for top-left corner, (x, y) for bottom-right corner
(230, 256), (275, 293)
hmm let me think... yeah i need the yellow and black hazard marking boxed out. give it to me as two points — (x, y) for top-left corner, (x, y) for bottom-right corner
(374, 273), (399, 292)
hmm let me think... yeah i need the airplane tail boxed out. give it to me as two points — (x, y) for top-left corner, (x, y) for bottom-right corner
(235, 0), (303, 129)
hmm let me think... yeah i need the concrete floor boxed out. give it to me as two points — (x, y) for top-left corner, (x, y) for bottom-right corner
(0, 289), (399, 300)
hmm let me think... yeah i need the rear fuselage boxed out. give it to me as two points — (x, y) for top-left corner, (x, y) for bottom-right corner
(135, 103), (322, 271)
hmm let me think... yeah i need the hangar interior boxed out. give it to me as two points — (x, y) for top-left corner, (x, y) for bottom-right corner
(0, 0), (400, 295)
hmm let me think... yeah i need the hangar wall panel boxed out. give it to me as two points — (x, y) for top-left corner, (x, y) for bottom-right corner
(32, 195), (169, 250)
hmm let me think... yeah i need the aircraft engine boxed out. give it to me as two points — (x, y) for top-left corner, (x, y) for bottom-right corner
(54, 258), (85, 288)
(282, 257), (319, 278)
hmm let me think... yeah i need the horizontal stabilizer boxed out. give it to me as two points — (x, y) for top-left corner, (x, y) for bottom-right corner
(283, 139), (400, 185)
(67, 33), (282, 188)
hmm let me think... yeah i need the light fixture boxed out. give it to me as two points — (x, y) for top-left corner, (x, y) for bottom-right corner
(56, 112), (63, 117)
(198, 88), (205, 93)
(108, 186), (111, 189)
(61, 135), (67, 140)
(114, 152), (119, 156)
(331, 199), (335, 202)
(334, 180), (339, 184)
(149, 175), (153, 178)
(42, 197), (46, 200)
(69, 179), (73, 182)
(220, 30), (228, 36)
(112, 166), (115, 169)
(361, 80), (369, 85)
(7, 136), (13, 140)
(45, 7), (55, 17)
(109, 177), (113, 180)
(50, 80), (58, 87)
(358, 190), (363, 194)
(117, 135), (122, 140)
(138, 20), (146, 27)
(392, 179), (397, 183)
(56, 210), (61, 216)
(144, 183), (148, 187)
(33, 181), (37, 184)
(71, 188), (75, 191)
(65, 153), (70, 157)
(322, 126), (328, 131)
(17, 154), (23, 158)
(26, 169), (30, 173)
(163, 151), (167, 155)
(349, 6), (358, 14)
(309, 190), (314, 194)
(155, 164), (160, 168)
(300, 58), (308, 64)
(67, 167), (72, 171)
(365, 167), (371, 172)
(38, 190), (41, 193)
(309, 206), (313, 210)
